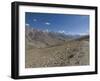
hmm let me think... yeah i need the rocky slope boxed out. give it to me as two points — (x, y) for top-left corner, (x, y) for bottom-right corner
(25, 26), (89, 68)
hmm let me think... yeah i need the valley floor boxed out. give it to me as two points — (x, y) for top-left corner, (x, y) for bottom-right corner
(25, 40), (89, 68)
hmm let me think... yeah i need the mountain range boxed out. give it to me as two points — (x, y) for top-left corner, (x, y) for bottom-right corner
(25, 25), (87, 49)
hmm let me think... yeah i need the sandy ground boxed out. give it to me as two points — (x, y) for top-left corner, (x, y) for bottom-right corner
(25, 40), (89, 68)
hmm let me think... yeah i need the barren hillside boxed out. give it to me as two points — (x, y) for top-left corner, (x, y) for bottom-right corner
(25, 26), (89, 68)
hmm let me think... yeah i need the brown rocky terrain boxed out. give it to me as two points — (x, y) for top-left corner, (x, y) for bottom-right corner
(25, 26), (89, 68)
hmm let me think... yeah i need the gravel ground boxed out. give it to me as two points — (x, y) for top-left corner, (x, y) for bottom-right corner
(25, 40), (89, 68)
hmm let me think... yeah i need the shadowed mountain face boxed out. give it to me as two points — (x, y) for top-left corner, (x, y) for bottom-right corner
(25, 26), (89, 68)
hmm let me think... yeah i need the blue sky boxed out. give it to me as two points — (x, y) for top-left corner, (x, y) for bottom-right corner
(25, 12), (89, 35)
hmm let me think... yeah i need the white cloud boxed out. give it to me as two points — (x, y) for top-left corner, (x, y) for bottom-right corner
(33, 19), (37, 22)
(45, 22), (51, 25)
(25, 23), (30, 27)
